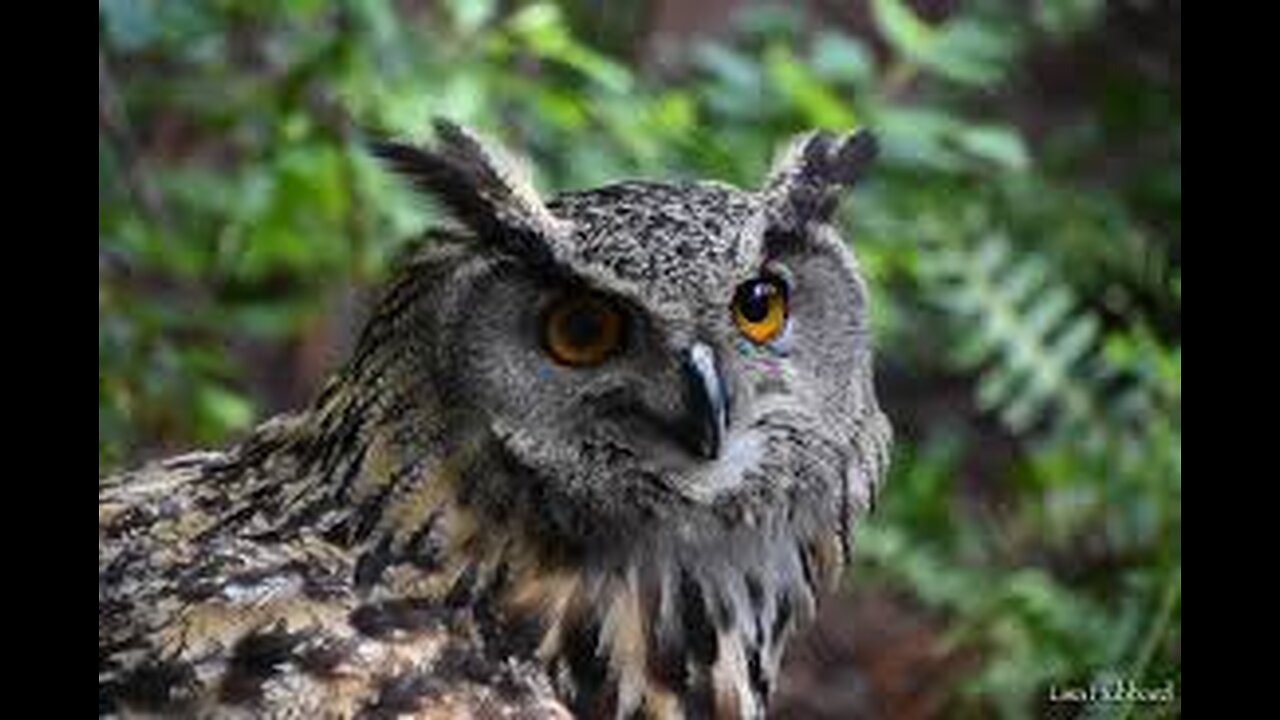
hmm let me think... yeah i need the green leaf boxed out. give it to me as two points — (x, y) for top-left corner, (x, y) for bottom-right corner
(693, 44), (766, 120)
(693, 43), (761, 91)
(929, 19), (1016, 86)
(872, 0), (1014, 87)
(195, 384), (255, 438)
(445, 0), (495, 34)
(1035, 0), (1106, 38)
(872, 0), (936, 60)
(955, 125), (1030, 170)
(764, 44), (858, 129)
(811, 32), (875, 87)
(506, 3), (632, 93)
(875, 106), (965, 171)
(648, 91), (697, 135)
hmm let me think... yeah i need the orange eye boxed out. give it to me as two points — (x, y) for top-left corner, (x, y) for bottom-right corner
(732, 277), (788, 344)
(543, 294), (624, 367)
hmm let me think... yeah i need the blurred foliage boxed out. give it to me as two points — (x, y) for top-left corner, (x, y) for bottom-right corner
(99, 0), (1180, 716)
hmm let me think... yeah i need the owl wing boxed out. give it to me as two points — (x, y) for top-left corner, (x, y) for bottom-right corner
(99, 453), (568, 719)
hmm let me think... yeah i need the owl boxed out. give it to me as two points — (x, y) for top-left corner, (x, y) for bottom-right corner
(99, 120), (892, 719)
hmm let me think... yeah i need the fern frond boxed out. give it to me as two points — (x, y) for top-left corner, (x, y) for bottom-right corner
(921, 234), (1104, 437)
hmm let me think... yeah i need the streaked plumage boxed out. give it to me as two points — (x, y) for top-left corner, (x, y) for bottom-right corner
(99, 120), (891, 719)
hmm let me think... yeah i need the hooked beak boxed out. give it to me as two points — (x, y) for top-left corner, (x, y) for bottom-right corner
(682, 342), (729, 460)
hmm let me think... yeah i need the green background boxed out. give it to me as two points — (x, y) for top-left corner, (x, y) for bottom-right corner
(99, 1), (1180, 716)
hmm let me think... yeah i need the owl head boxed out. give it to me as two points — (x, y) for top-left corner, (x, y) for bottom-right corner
(321, 120), (891, 716)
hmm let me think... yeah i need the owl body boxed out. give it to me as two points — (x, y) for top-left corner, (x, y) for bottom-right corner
(99, 122), (891, 719)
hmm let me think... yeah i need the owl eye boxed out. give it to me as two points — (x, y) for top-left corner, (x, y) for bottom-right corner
(732, 276), (788, 344)
(543, 293), (625, 367)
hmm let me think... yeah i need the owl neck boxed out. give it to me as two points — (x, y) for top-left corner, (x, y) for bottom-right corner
(401, 433), (847, 720)
(502, 521), (842, 719)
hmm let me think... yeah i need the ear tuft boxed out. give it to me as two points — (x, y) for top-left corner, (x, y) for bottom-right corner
(370, 119), (567, 261)
(763, 128), (879, 227)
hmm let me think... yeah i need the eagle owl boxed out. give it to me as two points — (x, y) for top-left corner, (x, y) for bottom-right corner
(99, 120), (892, 719)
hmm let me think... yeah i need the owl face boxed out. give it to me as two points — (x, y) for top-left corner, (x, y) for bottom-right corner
(374, 122), (888, 560)
(444, 182), (869, 532)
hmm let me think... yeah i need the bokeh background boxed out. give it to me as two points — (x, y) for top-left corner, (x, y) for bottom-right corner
(99, 0), (1181, 717)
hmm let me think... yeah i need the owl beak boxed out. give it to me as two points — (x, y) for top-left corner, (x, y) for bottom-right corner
(682, 342), (729, 460)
